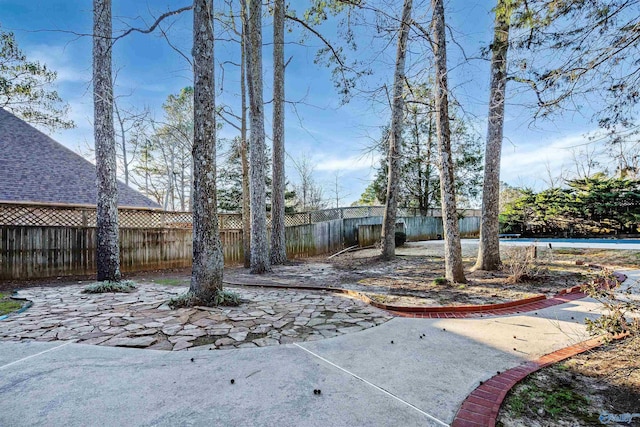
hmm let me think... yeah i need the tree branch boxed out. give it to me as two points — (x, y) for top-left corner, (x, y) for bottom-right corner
(113, 5), (193, 42)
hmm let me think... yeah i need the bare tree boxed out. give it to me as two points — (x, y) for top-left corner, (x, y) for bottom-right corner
(270, 0), (287, 265)
(93, 0), (121, 282)
(513, 0), (640, 128)
(475, 0), (511, 271)
(430, 0), (466, 283)
(329, 171), (349, 208)
(542, 159), (565, 189)
(189, 0), (224, 301)
(246, 0), (271, 273)
(381, 0), (413, 260)
(570, 145), (602, 179)
(291, 155), (326, 211)
(113, 102), (148, 186)
(154, 88), (194, 211)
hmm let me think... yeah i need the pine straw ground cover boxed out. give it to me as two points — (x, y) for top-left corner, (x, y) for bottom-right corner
(316, 244), (631, 307)
(222, 244), (639, 307)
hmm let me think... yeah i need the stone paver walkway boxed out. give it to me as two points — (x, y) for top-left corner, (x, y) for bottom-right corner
(0, 284), (391, 351)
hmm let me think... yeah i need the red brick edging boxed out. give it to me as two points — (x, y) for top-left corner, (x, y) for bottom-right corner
(224, 279), (589, 319)
(385, 269), (626, 318)
(451, 334), (627, 427)
(225, 269), (626, 319)
(388, 288), (586, 319)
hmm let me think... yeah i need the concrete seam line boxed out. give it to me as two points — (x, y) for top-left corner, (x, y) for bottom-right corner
(0, 340), (76, 370)
(293, 343), (449, 427)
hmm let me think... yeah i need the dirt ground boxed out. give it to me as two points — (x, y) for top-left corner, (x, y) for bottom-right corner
(226, 242), (611, 307)
(498, 336), (640, 427)
(315, 244), (598, 306)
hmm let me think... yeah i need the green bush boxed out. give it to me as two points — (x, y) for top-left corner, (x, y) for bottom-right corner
(83, 280), (137, 294)
(433, 276), (448, 286)
(395, 231), (407, 247)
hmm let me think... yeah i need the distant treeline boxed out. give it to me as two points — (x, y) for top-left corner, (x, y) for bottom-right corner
(500, 174), (640, 237)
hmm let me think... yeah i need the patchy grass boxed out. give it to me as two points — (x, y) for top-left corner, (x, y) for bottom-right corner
(0, 293), (23, 316)
(82, 280), (137, 294)
(169, 289), (242, 309)
(432, 277), (448, 286)
(153, 278), (187, 287)
(498, 337), (640, 426)
(500, 369), (599, 425)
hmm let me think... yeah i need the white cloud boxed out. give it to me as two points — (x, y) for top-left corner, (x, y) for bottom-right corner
(315, 153), (381, 172)
(28, 44), (90, 84)
(500, 130), (598, 188)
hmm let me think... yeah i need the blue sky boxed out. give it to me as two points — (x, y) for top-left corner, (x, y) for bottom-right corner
(0, 0), (602, 206)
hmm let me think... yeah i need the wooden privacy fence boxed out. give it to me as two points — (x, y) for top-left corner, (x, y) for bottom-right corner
(347, 216), (480, 246)
(357, 223), (406, 247)
(0, 226), (195, 279)
(0, 202), (480, 280)
(0, 222), (344, 280)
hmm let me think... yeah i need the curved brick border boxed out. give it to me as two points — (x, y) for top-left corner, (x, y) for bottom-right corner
(368, 294), (547, 313)
(225, 267), (627, 319)
(224, 279), (587, 318)
(451, 333), (628, 427)
(388, 289), (586, 319)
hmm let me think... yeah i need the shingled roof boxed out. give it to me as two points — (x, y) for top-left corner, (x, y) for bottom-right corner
(0, 108), (160, 208)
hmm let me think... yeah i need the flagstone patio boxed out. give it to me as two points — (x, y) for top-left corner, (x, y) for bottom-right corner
(0, 284), (391, 351)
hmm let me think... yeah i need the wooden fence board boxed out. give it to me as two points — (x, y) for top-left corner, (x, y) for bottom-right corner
(0, 214), (479, 280)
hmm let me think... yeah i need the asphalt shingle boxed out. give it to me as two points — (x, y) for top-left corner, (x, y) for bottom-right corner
(0, 108), (160, 208)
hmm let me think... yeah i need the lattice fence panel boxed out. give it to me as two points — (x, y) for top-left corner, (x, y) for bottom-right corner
(342, 206), (370, 218)
(219, 214), (243, 229)
(310, 209), (340, 223)
(284, 212), (311, 226)
(298, 206), (392, 223)
(163, 211), (195, 228)
(0, 203), (195, 229)
(119, 209), (164, 228)
(1, 203), (452, 229)
(0, 204), (95, 227)
(397, 207), (420, 217)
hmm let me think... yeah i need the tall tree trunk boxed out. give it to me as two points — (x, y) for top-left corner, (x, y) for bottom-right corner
(246, 0), (270, 273)
(475, 0), (511, 271)
(271, 0), (287, 265)
(114, 104), (129, 186)
(425, 110), (433, 212)
(180, 165), (186, 211)
(189, 152), (194, 211)
(413, 108), (424, 212)
(240, 0), (251, 268)
(381, 0), (413, 260)
(431, 0), (466, 283)
(93, 0), (121, 282)
(190, 0), (224, 302)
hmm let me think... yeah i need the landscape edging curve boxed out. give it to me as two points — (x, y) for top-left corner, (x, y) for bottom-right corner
(451, 333), (629, 427)
(222, 280), (584, 317)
